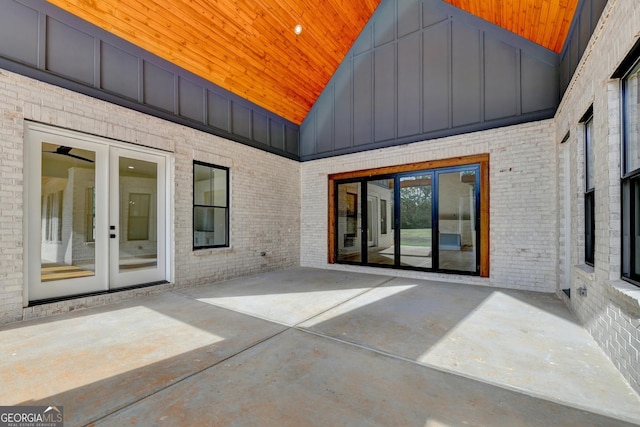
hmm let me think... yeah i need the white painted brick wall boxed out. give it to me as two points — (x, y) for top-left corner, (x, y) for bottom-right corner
(0, 0), (637, 397)
(0, 68), (300, 324)
(300, 120), (558, 292)
(554, 0), (640, 393)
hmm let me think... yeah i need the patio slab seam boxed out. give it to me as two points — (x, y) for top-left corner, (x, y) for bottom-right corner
(171, 276), (397, 328)
(91, 279), (400, 424)
(88, 277), (395, 424)
(86, 326), (291, 426)
(293, 326), (640, 425)
(290, 277), (397, 327)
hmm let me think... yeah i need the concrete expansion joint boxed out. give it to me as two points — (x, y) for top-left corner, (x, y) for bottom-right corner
(91, 279), (400, 424)
(3, 269), (640, 425)
(296, 326), (638, 425)
(88, 326), (291, 426)
(291, 276), (397, 329)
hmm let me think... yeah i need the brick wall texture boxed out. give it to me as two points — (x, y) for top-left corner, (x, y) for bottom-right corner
(0, 0), (638, 396)
(300, 120), (558, 291)
(299, 0), (640, 394)
(553, 0), (640, 393)
(0, 68), (300, 324)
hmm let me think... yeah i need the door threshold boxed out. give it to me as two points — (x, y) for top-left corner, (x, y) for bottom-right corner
(29, 281), (170, 306)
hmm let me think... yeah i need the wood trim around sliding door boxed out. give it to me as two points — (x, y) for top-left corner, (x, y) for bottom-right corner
(328, 154), (490, 277)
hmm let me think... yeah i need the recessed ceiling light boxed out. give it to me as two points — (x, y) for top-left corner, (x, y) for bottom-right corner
(294, 24), (303, 35)
(128, 166), (134, 169)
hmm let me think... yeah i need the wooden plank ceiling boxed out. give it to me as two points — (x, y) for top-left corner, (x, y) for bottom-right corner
(47, 0), (381, 124)
(47, 0), (578, 125)
(443, 0), (580, 53)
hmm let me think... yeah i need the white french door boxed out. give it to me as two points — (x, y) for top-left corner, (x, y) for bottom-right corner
(109, 147), (167, 289)
(26, 124), (169, 302)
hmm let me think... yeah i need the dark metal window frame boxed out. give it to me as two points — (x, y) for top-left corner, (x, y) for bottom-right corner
(620, 53), (640, 286)
(584, 190), (595, 266)
(583, 112), (595, 266)
(193, 160), (230, 250)
(622, 172), (640, 284)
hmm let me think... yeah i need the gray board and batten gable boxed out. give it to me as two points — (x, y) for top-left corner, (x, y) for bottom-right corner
(300, 0), (564, 161)
(0, 0), (300, 159)
(0, 0), (608, 163)
(559, 0), (608, 94)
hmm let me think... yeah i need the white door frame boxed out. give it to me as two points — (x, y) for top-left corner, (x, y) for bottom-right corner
(24, 122), (171, 304)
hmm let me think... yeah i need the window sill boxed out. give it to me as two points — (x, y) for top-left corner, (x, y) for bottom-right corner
(193, 246), (233, 256)
(606, 279), (640, 318)
(574, 264), (595, 280)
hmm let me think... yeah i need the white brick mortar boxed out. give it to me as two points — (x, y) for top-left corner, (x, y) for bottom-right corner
(554, 0), (640, 394)
(0, 68), (300, 325)
(300, 120), (558, 293)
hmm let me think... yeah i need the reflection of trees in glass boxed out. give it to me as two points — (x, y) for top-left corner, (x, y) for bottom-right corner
(400, 176), (432, 229)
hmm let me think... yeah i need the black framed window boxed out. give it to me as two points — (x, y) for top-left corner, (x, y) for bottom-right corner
(193, 161), (229, 249)
(622, 56), (640, 284)
(584, 114), (595, 266)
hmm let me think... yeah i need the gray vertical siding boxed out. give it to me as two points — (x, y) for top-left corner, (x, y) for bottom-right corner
(0, 0), (608, 162)
(398, 33), (421, 137)
(559, 0), (608, 93)
(300, 0), (560, 161)
(0, 0), (299, 159)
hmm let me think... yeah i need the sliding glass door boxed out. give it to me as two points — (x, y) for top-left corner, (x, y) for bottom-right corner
(367, 179), (395, 266)
(436, 167), (478, 273)
(336, 182), (362, 263)
(334, 165), (480, 275)
(399, 173), (433, 268)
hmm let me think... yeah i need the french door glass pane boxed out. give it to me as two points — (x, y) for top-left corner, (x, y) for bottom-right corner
(337, 182), (361, 263)
(367, 179), (395, 266)
(119, 157), (157, 272)
(438, 169), (477, 272)
(399, 174), (432, 268)
(41, 143), (96, 282)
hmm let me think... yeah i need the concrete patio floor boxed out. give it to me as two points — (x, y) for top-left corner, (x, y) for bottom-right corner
(1, 268), (639, 426)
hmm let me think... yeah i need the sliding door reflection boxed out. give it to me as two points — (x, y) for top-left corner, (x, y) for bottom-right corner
(336, 182), (362, 263)
(437, 169), (477, 272)
(366, 179), (395, 266)
(399, 174), (432, 268)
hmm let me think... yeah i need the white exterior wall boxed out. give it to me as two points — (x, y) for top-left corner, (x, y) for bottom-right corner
(0, 0), (637, 396)
(554, 0), (640, 393)
(0, 68), (300, 325)
(301, 120), (557, 292)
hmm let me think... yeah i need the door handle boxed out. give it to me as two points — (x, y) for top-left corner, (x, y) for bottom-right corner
(110, 234), (116, 238)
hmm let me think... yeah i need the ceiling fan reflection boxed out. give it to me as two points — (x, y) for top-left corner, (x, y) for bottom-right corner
(43, 146), (94, 163)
